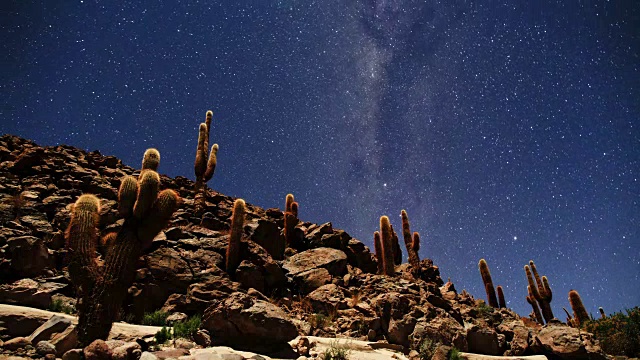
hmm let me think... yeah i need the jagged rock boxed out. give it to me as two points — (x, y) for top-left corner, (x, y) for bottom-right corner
(111, 342), (142, 360)
(466, 324), (502, 355)
(201, 291), (298, 351)
(84, 339), (112, 360)
(0, 279), (66, 309)
(247, 218), (284, 260)
(283, 247), (348, 280)
(411, 314), (468, 352)
(35, 340), (56, 355)
(344, 239), (377, 274)
(497, 320), (530, 356)
(306, 284), (347, 313)
(6, 236), (52, 278)
(50, 326), (78, 356)
(2, 337), (32, 350)
(388, 313), (418, 348)
(27, 314), (73, 344)
(165, 312), (188, 325)
(535, 323), (607, 360)
(193, 329), (211, 347)
(62, 349), (83, 360)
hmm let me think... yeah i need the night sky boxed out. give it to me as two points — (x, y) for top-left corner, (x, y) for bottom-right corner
(2, 1), (638, 319)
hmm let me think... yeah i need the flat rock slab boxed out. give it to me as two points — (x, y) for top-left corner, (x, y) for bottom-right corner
(0, 304), (161, 340)
(292, 336), (410, 360)
(282, 247), (347, 276)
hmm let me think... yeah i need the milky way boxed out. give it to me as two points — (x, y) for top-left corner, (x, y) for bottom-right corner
(2, 1), (638, 318)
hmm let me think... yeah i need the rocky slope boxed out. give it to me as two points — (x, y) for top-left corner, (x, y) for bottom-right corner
(0, 134), (611, 359)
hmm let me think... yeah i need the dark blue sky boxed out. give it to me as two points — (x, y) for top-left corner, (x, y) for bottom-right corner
(2, 1), (638, 319)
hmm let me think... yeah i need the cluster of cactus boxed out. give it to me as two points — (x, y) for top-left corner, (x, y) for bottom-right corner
(524, 260), (554, 324)
(374, 210), (423, 276)
(194, 110), (219, 215)
(65, 149), (179, 346)
(400, 210), (421, 271)
(226, 198), (245, 274)
(283, 193), (299, 247)
(478, 259), (505, 308)
(568, 289), (590, 326)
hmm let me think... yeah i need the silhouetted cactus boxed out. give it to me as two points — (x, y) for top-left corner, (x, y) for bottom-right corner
(194, 110), (219, 215)
(65, 149), (179, 346)
(379, 216), (395, 276)
(478, 259), (499, 308)
(569, 289), (589, 326)
(390, 224), (402, 265)
(283, 193), (298, 247)
(226, 199), (245, 274)
(497, 285), (506, 308)
(400, 210), (420, 271)
(525, 261), (554, 323)
(526, 285), (544, 324)
(373, 231), (382, 274)
(599, 307), (606, 319)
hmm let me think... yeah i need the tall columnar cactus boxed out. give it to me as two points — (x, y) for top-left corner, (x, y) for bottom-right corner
(400, 210), (420, 270)
(568, 289), (590, 326)
(526, 285), (544, 324)
(379, 216), (395, 276)
(478, 259), (499, 308)
(599, 307), (606, 319)
(194, 110), (219, 215)
(373, 231), (383, 274)
(525, 261), (554, 323)
(283, 193), (299, 247)
(65, 149), (179, 346)
(390, 224), (402, 265)
(226, 199), (246, 274)
(496, 285), (506, 308)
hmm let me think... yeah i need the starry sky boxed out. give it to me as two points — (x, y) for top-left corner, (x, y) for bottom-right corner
(2, 1), (638, 319)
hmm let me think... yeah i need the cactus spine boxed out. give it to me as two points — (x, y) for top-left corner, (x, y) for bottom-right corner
(478, 259), (499, 308)
(66, 149), (178, 346)
(400, 210), (420, 271)
(194, 110), (219, 215)
(373, 231), (382, 274)
(379, 216), (395, 276)
(525, 261), (554, 323)
(526, 285), (544, 324)
(226, 199), (245, 274)
(568, 289), (589, 326)
(496, 285), (506, 308)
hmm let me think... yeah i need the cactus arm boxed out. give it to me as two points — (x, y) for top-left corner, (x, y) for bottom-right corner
(373, 231), (382, 274)
(379, 216), (395, 276)
(226, 199), (245, 274)
(479, 259), (499, 308)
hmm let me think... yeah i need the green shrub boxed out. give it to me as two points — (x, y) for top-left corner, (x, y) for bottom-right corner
(173, 315), (201, 339)
(310, 313), (332, 329)
(49, 298), (76, 314)
(583, 306), (640, 357)
(154, 326), (171, 345)
(448, 347), (462, 360)
(321, 340), (350, 360)
(142, 310), (169, 326)
(476, 302), (493, 316)
(419, 338), (438, 360)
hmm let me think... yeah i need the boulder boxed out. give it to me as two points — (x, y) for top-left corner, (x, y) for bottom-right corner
(84, 339), (112, 360)
(201, 291), (298, 351)
(411, 314), (467, 352)
(0, 278), (67, 309)
(535, 323), (607, 360)
(283, 247), (348, 291)
(28, 314), (73, 344)
(306, 284), (347, 313)
(2, 336), (32, 350)
(6, 236), (52, 278)
(466, 324), (501, 355)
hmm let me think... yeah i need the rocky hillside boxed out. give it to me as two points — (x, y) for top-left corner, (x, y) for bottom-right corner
(0, 134), (611, 359)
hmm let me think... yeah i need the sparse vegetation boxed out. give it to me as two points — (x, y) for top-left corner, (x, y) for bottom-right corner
(583, 307), (640, 357)
(49, 298), (76, 314)
(173, 315), (201, 339)
(310, 313), (332, 329)
(476, 301), (494, 316)
(142, 310), (169, 326)
(448, 347), (462, 360)
(154, 326), (171, 345)
(321, 340), (350, 360)
(418, 338), (438, 360)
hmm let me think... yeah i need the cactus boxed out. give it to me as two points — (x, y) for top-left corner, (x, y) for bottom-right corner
(562, 307), (576, 327)
(226, 199), (246, 274)
(373, 231), (383, 274)
(283, 194), (298, 247)
(496, 285), (506, 308)
(194, 110), (219, 215)
(526, 285), (544, 324)
(568, 289), (589, 326)
(599, 307), (606, 319)
(65, 149), (178, 346)
(400, 210), (420, 270)
(390, 224), (402, 265)
(525, 261), (554, 323)
(379, 216), (395, 276)
(478, 259), (499, 308)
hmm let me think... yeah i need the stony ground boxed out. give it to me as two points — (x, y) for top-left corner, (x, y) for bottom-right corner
(0, 135), (615, 359)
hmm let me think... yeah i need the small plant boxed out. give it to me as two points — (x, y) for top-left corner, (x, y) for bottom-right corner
(448, 347), (462, 360)
(310, 313), (331, 329)
(418, 338), (438, 360)
(154, 326), (171, 345)
(142, 310), (169, 326)
(583, 306), (640, 357)
(173, 315), (201, 339)
(321, 340), (350, 360)
(476, 301), (494, 316)
(348, 290), (363, 308)
(49, 298), (76, 314)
